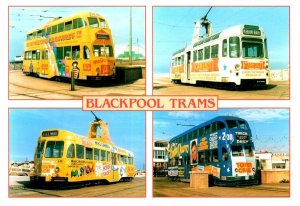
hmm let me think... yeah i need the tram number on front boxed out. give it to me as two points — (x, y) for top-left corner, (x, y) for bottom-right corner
(220, 132), (233, 141)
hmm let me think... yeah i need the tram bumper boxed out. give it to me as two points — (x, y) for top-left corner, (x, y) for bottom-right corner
(219, 175), (259, 186)
(30, 176), (46, 183)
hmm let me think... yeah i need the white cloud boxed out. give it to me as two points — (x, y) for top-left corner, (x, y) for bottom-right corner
(234, 109), (289, 122)
(167, 111), (200, 119)
(153, 120), (170, 127)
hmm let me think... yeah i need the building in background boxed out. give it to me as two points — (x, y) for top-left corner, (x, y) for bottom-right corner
(255, 151), (289, 170)
(153, 139), (169, 176)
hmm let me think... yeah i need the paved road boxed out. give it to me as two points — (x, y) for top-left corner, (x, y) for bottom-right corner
(9, 176), (145, 197)
(9, 70), (145, 99)
(153, 177), (289, 197)
(153, 75), (289, 100)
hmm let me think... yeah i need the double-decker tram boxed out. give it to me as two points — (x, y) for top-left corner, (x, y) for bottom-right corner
(170, 12), (269, 88)
(22, 11), (116, 81)
(30, 113), (135, 187)
(167, 116), (259, 186)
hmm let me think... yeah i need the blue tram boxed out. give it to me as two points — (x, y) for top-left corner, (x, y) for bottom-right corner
(167, 116), (258, 186)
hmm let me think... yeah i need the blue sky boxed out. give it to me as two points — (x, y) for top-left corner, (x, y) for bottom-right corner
(9, 6), (145, 60)
(9, 109), (145, 170)
(154, 109), (289, 154)
(154, 7), (289, 74)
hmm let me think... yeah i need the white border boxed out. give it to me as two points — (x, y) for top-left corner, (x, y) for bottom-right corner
(3, 0), (300, 205)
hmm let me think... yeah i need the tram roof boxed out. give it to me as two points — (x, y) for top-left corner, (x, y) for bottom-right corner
(39, 128), (134, 157)
(26, 11), (107, 34)
(172, 24), (265, 57)
(169, 115), (247, 142)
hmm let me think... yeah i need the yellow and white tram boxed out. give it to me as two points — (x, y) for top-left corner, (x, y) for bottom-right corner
(170, 24), (269, 87)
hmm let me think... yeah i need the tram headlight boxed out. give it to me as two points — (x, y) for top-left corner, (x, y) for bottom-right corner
(55, 167), (60, 173)
(252, 168), (256, 172)
(235, 64), (241, 71)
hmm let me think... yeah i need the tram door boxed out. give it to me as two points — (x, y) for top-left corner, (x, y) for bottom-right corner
(184, 155), (190, 178)
(112, 153), (118, 181)
(186, 51), (191, 80)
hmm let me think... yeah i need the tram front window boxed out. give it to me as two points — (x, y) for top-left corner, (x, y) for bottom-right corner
(88, 17), (99, 28)
(35, 141), (45, 158)
(242, 42), (264, 58)
(231, 145), (244, 157)
(45, 141), (64, 158)
(244, 145), (254, 157)
(229, 36), (240, 58)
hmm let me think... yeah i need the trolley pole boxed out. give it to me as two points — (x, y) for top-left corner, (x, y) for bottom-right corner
(71, 70), (75, 91)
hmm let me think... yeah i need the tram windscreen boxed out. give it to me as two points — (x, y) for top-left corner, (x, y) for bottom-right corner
(242, 42), (264, 58)
(244, 145), (254, 157)
(231, 145), (244, 157)
(45, 141), (64, 158)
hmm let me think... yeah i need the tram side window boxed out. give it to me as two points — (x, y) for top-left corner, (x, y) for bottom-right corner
(46, 27), (51, 35)
(45, 50), (48, 59)
(27, 33), (33, 40)
(199, 150), (210, 163)
(204, 46), (210, 60)
(123, 155), (128, 164)
(32, 51), (37, 60)
(58, 23), (64, 33)
(197, 49), (204, 61)
(84, 46), (90, 59)
(222, 39), (228, 57)
(88, 17), (99, 28)
(36, 50), (41, 60)
(229, 36), (240, 58)
(232, 145), (243, 157)
(37, 30), (43, 38)
(64, 46), (71, 59)
(211, 122), (217, 133)
(211, 44), (219, 58)
(217, 121), (226, 130)
(56, 47), (64, 60)
(67, 144), (75, 158)
(181, 55), (184, 64)
(72, 46), (80, 60)
(204, 125), (211, 135)
(42, 50), (45, 60)
(25, 51), (31, 60)
(33, 32), (37, 39)
(107, 151), (111, 162)
(51, 25), (58, 34)
(212, 149), (219, 162)
(193, 50), (197, 61)
(65, 21), (72, 31)
(128, 157), (133, 165)
(73, 18), (86, 29)
(94, 148), (100, 160)
(76, 144), (84, 159)
(198, 127), (204, 136)
(192, 130), (197, 140)
(85, 147), (93, 160)
(28, 51), (32, 60)
(199, 151), (205, 163)
(100, 150), (106, 161)
(222, 147), (228, 161)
